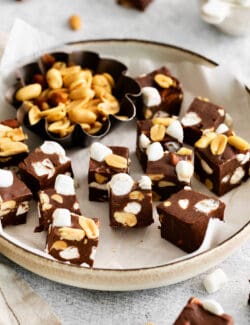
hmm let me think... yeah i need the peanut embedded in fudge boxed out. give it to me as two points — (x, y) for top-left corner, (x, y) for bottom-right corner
(136, 67), (183, 119)
(88, 142), (130, 202)
(109, 173), (153, 228)
(46, 209), (99, 267)
(194, 133), (250, 196)
(173, 297), (234, 325)
(37, 174), (81, 231)
(0, 169), (32, 227)
(157, 187), (225, 253)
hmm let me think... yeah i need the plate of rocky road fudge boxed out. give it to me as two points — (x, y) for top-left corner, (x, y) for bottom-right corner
(0, 39), (249, 290)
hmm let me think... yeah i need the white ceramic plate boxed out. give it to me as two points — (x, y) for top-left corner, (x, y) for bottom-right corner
(0, 39), (249, 291)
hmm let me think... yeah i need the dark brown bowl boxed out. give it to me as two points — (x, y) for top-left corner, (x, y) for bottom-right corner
(6, 50), (141, 148)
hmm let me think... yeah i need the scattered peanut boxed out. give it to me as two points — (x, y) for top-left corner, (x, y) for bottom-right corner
(69, 15), (82, 31)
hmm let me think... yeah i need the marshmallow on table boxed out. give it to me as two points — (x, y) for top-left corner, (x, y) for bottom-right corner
(203, 268), (228, 293)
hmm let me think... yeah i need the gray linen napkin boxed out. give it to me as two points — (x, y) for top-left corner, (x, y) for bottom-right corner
(0, 262), (61, 325)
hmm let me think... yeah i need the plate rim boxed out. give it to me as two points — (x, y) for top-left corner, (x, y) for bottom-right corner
(1, 38), (250, 290)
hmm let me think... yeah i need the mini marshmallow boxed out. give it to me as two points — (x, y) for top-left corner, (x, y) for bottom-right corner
(52, 208), (71, 227)
(176, 160), (194, 183)
(195, 199), (219, 214)
(138, 175), (152, 190)
(178, 199), (189, 210)
(139, 134), (151, 149)
(59, 246), (80, 260)
(40, 141), (69, 164)
(215, 123), (229, 134)
(203, 268), (228, 294)
(166, 120), (184, 143)
(109, 173), (134, 196)
(201, 299), (224, 316)
(124, 202), (141, 214)
(146, 142), (164, 161)
(141, 87), (161, 107)
(236, 152), (250, 165)
(230, 166), (245, 184)
(181, 112), (201, 127)
(90, 142), (112, 162)
(32, 159), (55, 178)
(0, 169), (14, 188)
(55, 174), (75, 195)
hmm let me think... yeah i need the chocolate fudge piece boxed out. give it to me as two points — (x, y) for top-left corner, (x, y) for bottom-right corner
(46, 209), (99, 267)
(88, 142), (130, 202)
(157, 188), (225, 252)
(19, 141), (72, 193)
(109, 173), (153, 228)
(174, 297), (234, 324)
(194, 133), (250, 196)
(136, 66), (183, 119)
(37, 174), (81, 231)
(0, 169), (32, 227)
(0, 119), (29, 167)
(117, 0), (153, 11)
(136, 117), (184, 171)
(181, 97), (232, 145)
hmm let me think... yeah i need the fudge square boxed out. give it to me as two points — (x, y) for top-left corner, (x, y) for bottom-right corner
(0, 169), (32, 227)
(181, 97), (232, 145)
(117, 0), (153, 11)
(109, 173), (153, 228)
(136, 66), (183, 119)
(194, 133), (250, 196)
(140, 139), (193, 201)
(157, 188), (225, 253)
(173, 297), (234, 325)
(46, 209), (99, 267)
(37, 174), (81, 231)
(0, 119), (29, 167)
(88, 142), (129, 202)
(136, 117), (184, 171)
(19, 141), (72, 193)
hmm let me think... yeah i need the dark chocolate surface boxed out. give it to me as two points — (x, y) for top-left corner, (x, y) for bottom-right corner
(117, 0), (153, 11)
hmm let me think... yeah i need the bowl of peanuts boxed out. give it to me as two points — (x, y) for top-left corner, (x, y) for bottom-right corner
(6, 50), (140, 147)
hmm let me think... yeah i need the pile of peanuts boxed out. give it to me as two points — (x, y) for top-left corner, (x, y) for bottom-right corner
(15, 56), (122, 138)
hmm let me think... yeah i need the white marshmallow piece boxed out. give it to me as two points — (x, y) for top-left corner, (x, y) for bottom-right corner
(203, 268), (228, 294)
(215, 123), (229, 134)
(139, 134), (151, 149)
(201, 299), (224, 316)
(178, 199), (189, 210)
(55, 174), (75, 195)
(124, 202), (141, 215)
(181, 112), (201, 127)
(59, 246), (80, 260)
(109, 173), (134, 196)
(52, 208), (72, 227)
(40, 141), (69, 164)
(166, 120), (184, 143)
(176, 160), (194, 183)
(195, 199), (219, 214)
(141, 87), (161, 107)
(146, 142), (164, 161)
(138, 175), (152, 190)
(0, 169), (14, 188)
(230, 166), (245, 184)
(90, 142), (112, 162)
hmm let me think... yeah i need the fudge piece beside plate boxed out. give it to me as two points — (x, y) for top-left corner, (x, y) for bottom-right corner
(37, 174), (81, 231)
(174, 297), (233, 324)
(194, 132), (250, 196)
(0, 169), (32, 227)
(19, 141), (72, 193)
(0, 119), (29, 167)
(136, 66), (183, 119)
(117, 0), (153, 11)
(157, 187), (225, 253)
(109, 173), (153, 228)
(88, 142), (130, 201)
(46, 209), (99, 267)
(181, 97), (232, 145)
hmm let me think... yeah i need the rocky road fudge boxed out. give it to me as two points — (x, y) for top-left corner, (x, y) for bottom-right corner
(173, 297), (233, 324)
(46, 209), (99, 267)
(117, 0), (153, 10)
(19, 141), (72, 193)
(157, 187), (225, 252)
(0, 119), (29, 167)
(136, 67), (183, 119)
(194, 132), (250, 196)
(0, 169), (32, 227)
(109, 173), (153, 228)
(181, 97), (232, 145)
(37, 174), (81, 231)
(88, 142), (130, 201)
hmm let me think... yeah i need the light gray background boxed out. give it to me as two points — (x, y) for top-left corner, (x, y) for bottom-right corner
(0, 0), (249, 324)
